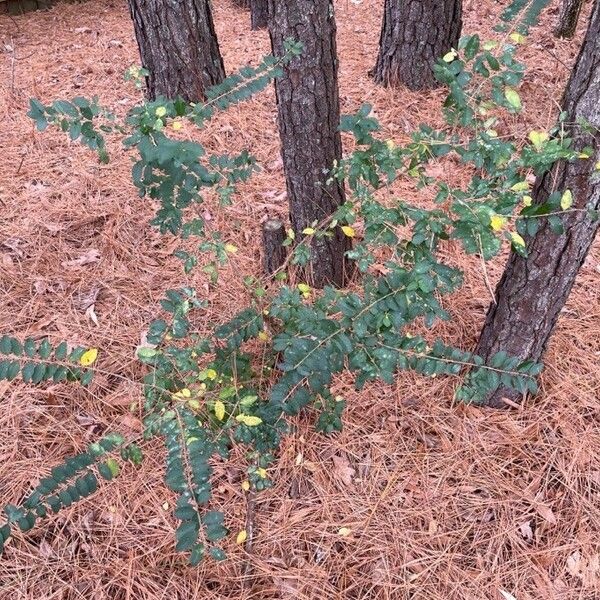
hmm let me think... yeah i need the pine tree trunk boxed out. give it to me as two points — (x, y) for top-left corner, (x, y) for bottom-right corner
(373, 0), (462, 91)
(251, 0), (268, 29)
(268, 0), (351, 288)
(127, 0), (225, 102)
(554, 0), (585, 38)
(474, 1), (600, 408)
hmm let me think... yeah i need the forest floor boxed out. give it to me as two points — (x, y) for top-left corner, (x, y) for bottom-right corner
(0, 0), (599, 598)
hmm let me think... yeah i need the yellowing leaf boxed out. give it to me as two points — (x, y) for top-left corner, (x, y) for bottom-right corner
(490, 214), (508, 232)
(287, 228), (295, 240)
(560, 189), (573, 210)
(483, 40), (498, 50)
(504, 88), (522, 110)
(341, 225), (356, 238)
(510, 32), (526, 44)
(106, 458), (120, 477)
(256, 467), (267, 478)
(442, 49), (458, 62)
(155, 106), (167, 117)
(187, 399), (201, 410)
(386, 139), (396, 150)
(80, 348), (98, 366)
(522, 195), (533, 207)
(258, 331), (269, 342)
(241, 480), (250, 491)
(595, 161), (600, 171)
(486, 129), (498, 137)
(236, 414), (263, 427)
(511, 181), (530, 192)
(214, 400), (226, 421)
(528, 130), (548, 150)
(236, 529), (248, 545)
(338, 527), (352, 537)
(297, 283), (311, 294)
(302, 227), (315, 235)
(510, 232), (526, 248)
(224, 243), (238, 254)
(206, 369), (217, 380)
(171, 120), (183, 131)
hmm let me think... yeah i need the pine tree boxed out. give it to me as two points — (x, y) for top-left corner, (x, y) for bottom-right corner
(373, 0), (462, 90)
(475, 0), (600, 407)
(127, 0), (225, 102)
(268, 0), (351, 287)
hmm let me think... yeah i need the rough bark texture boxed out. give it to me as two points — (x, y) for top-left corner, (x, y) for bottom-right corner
(268, 0), (351, 288)
(554, 0), (585, 38)
(262, 219), (287, 275)
(251, 0), (268, 29)
(475, 0), (600, 408)
(373, 0), (462, 91)
(127, 0), (225, 102)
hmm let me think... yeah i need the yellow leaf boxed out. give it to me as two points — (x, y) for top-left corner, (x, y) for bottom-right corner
(442, 49), (458, 62)
(504, 88), (522, 110)
(155, 106), (167, 117)
(510, 32), (526, 44)
(486, 129), (498, 138)
(236, 529), (248, 545)
(341, 225), (355, 238)
(528, 130), (548, 150)
(241, 480), (250, 492)
(287, 228), (295, 240)
(338, 527), (352, 537)
(258, 331), (269, 342)
(297, 283), (311, 294)
(511, 181), (530, 192)
(510, 232), (526, 248)
(483, 40), (498, 50)
(171, 120), (183, 131)
(187, 399), (200, 410)
(302, 227), (315, 235)
(560, 189), (573, 210)
(490, 214), (508, 232)
(214, 400), (226, 422)
(595, 161), (600, 171)
(386, 139), (396, 150)
(256, 467), (267, 478)
(236, 414), (263, 427)
(206, 369), (217, 380)
(224, 243), (238, 254)
(106, 458), (120, 477)
(80, 348), (98, 366)
(522, 195), (533, 207)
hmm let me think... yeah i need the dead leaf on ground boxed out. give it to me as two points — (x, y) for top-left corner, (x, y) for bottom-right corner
(61, 249), (101, 268)
(535, 502), (557, 525)
(567, 550), (600, 586)
(519, 520), (534, 542)
(332, 455), (355, 486)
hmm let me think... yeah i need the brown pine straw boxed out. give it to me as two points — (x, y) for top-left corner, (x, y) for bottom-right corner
(1, 0), (599, 598)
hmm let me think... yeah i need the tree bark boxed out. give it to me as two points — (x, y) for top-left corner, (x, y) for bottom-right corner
(554, 0), (585, 38)
(127, 0), (225, 102)
(474, 0), (600, 408)
(268, 0), (351, 288)
(251, 0), (268, 29)
(373, 0), (462, 91)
